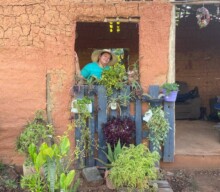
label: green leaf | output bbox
[64,170,75,189]
[60,173,66,190]
[60,137,70,156]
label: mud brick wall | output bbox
[0,0,172,165]
[176,18,220,114]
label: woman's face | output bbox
[98,53,111,66]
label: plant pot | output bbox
[163,90,178,102]
[110,102,117,110]
[71,99,92,113]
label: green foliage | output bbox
[60,170,80,192]
[21,173,45,192]
[73,97,93,167]
[109,144,160,191]
[107,91,134,108]
[161,82,179,95]
[16,110,54,162]
[95,140,123,168]
[99,63,127,96]
[146,107,170,151]
[21,133,80,192]
[74,96,92,105]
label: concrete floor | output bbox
[161,120,220,169]
[175,120,220,155]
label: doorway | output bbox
[175,4,220,155]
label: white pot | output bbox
[110,102,117,110]
[71,99,92,113]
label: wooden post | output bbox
[163,102,175,162]
[97,86,108,166]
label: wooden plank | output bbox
[163,102,175,162]
[86,87,96,167]
[73,85,85,167]
[120,86,130,117]
[148,85,160,99]
[97,86,108,166]
[135,98,142,145]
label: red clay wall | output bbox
[0,0,172,165]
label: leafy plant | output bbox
[99,63,127,96]
[109,144,160,191]
[144,106,170,151]
[16,110,54,163]
[72,96,93,113]
[73,96,93,167]
[102,117,135,147]
[161,82,179,95]
[21,131,80,192]
[117,91,134,107]
[95,140,123,168]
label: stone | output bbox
[82,167,104,187]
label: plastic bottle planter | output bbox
[110,102,117,110]
[162,90,178,102]
[71,99,92,113]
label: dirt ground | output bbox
[0,163,220,192]
[163,169,220,192]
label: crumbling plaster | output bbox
[0,0,172,164]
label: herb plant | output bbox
[109,144,160,191]
[16,110,54,163]
[99,63,127,96]
[161,82,179,95]
[73,96,93,167]
[102,117,135,147]
[145,106,170,151]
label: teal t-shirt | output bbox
[81,62,110,79]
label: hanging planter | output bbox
[163,90,178,102]
[71,97,92,113]
[196,7,210,28]
[161,83,179,102]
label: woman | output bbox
[81,49,118,80]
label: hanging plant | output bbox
[196,7,210,28]
[102,117,135,147]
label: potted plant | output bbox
[102,117,135,147]
[71,96,93,113]
[108,144,160,191]
[107,97,120,111]
[99,63,127,96]
[161,82,179,102]
[143,106,170,151]
[16,110,54,175]
[117,92,134,107]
